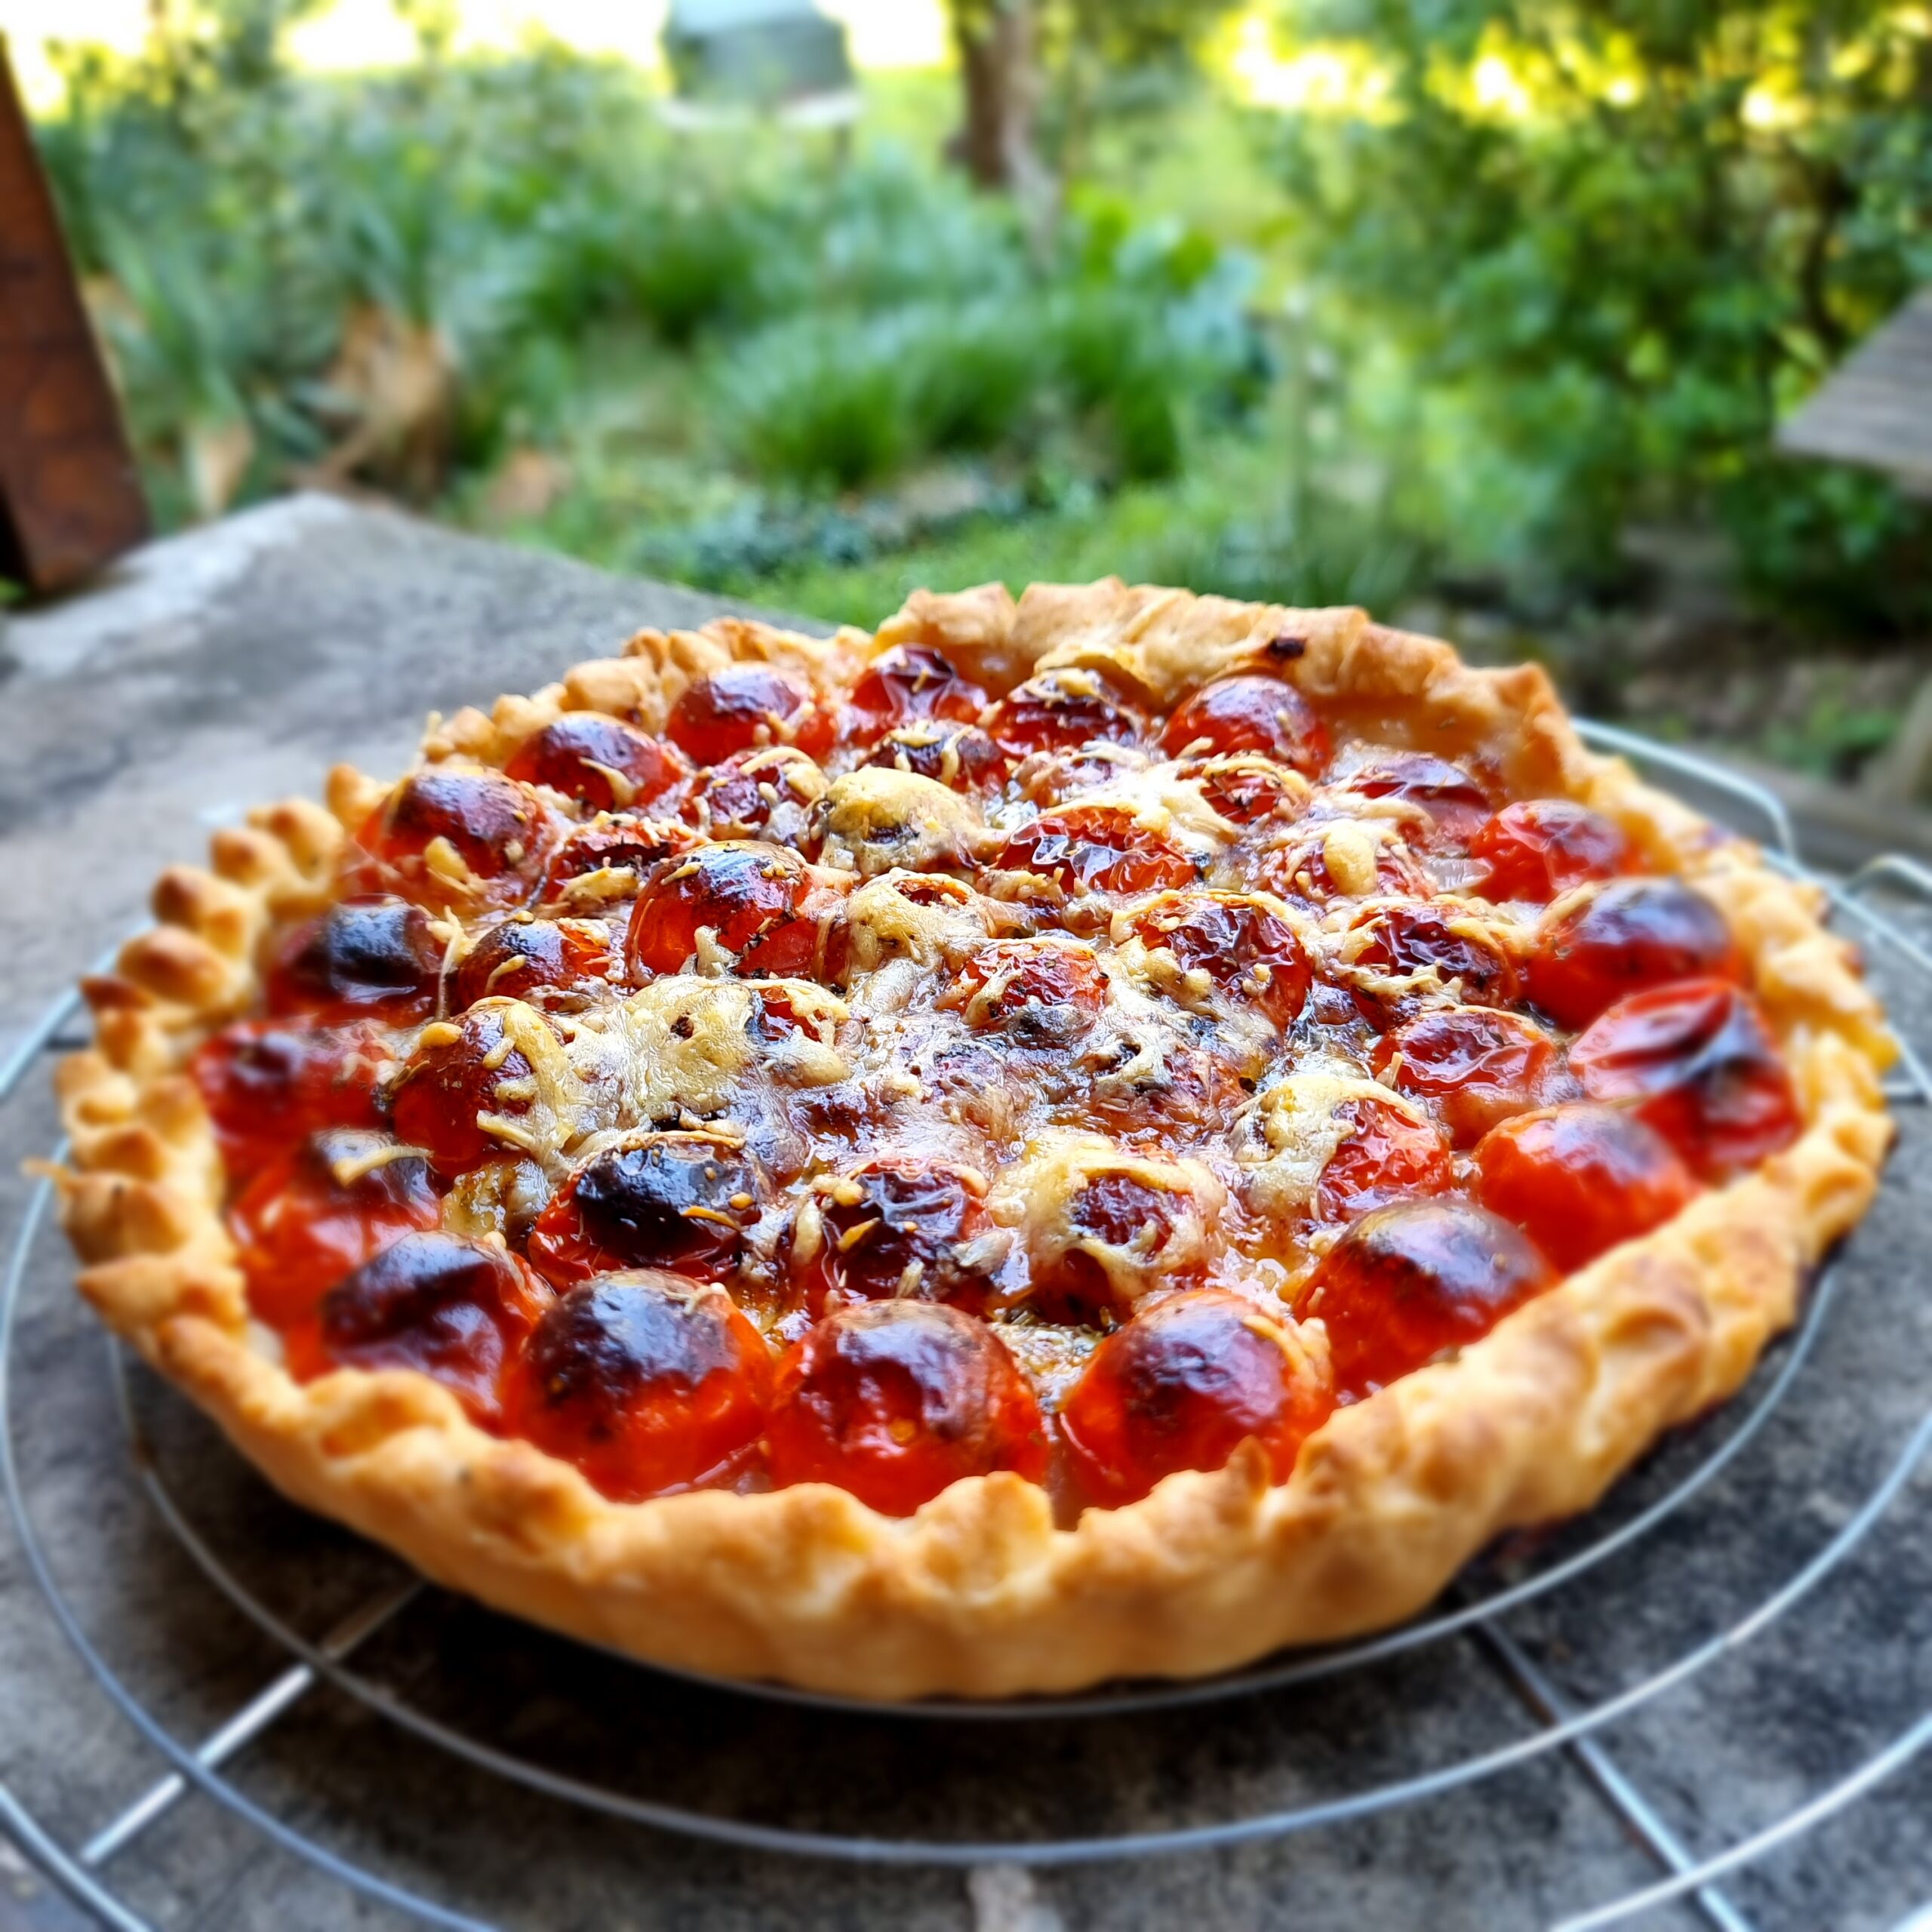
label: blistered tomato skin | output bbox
[984,668,1145,760]
[503,1272,772,1501]
[1296,1198,1555,1395]
[685,749,826,851]
[1349,903,1519,1010]
[361,768,553,903]
[625,842,822,978]
[1183,755,1305,828]
[862,722,1008,791]
[452,917,611,1010]
[946,940,1109,1042]
[808,1160,996,1315]
[314,1230,552,1425]
[1527,878,1741,1029]
[1060,1291,1335,1506]
[1378,1007,1563,1146]
[1475,1106,1697,1274]
[666,666,830,765]
[1315,1098,1454,1222]
[1569,980,1801,1180]
[266,895,444,1019]
[765,1302,1048,1517]
[842,646,989,741]
[1472,800,1637,903]
[230,1131,441,1331]
[528,1136,765,1284]
[1343,752,1494,848]
[504,714,688,814]
[542,816,698,895]
[997,805,1195,902]
[1124,891,1313,1028]
[1029,1170,1198,1324]
[192,1020,387,1175]
[389,1006,546,1177]
[1160,674,1332,776]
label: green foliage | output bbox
[1267,0,1932,629]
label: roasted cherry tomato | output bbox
[1471,799,1638,903]
[996,804,1195,902]
[1183,754,1305,828]
[265,894,443,1020]
[666,665,830,764]
[1527,878,1740,1029]
[765,1301,1048,1515]
[625,841,823,979]
[841,645,989,743]
[1031,1169,1204,1324]
[527,1134,766,1285]
[984,667,1145,759]
[1568,980,1800,1180]
[684,747,826,851]
[804,1159,997,1315]
[389,1003,552,1177]
[1124,891,1313,1028]
[452,916,611,1010]
[230,1130,441,1331]
[312,1230,552,1426]
[1342,752,1493,848]
[542,814,698,898]
[504,1272,772,1500]
[504,713,688,813]
[1264,825,1428,906]
[1475,1105,1697,1273]
[1295,1198,1555,1395]
[1160,673,1331,777]
[1010,743,1147,810]
[1377,1006,1562,1146]
[1315,1096,1454,1222]
[358,768,554,908]
[945,939,1109,1042]
[1348,902,1518,1009]
[861,721,1008,791]
[1060,1290,1335,1505]
[192,1019,389,1175]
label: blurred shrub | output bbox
[720,315,913,490]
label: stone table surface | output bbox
[1,496,1928,1932]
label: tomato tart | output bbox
[48,580,1894,1698]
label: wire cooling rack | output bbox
[2,723,1929,1931]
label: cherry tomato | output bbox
[527,1135,766,1285]
[192,1019,388,1176]
[1010,743,1146,810]
[1343,752,1493,848]
[266,895,443,1020]
[312,1231,552,1426]
[841,645,989,743]
[1475,1105,1697,1273]
[666,666,829,764]
[1295,1198,1555,1395]
[1377,1007,1562,1146]
[1060,1291,1335,1505]
[1160,674,1331,776]
[625,841,823,979]
[452,917,611,1010]
[1183,755,1305,828]
[358,768,554,908]
[944,940,1109,1042]
[1263,826,1428,906]
[389,1004,552,1177]
[542,815,698,898]
[984,667,1145,759]
[1315,1097,1454,1222]
[804,1159,996,1315]
[504,1272,772,1500]
[230,1130,441,1331]
[1033,1169,1204,1324]
[996,804,1195,901]
[861,721,1008,791]
[1527,878,1740,1029]
[765,1302,1048,1515]
[1348,903,1519,1009]
[1124,891,1312,1027]
[1471,799,1638,903]
[504,714,688,813]
[1568,980,1800,1180]
[683,748,826,851]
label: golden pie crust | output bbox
[47,580,1894,1700]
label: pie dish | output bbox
[48,579,1894,1700]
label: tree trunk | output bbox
[950,0,1048,201]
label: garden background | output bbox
[14,0,1932,782]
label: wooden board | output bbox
[1778,288,1932,497]
[0,36,149,597]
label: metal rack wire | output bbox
[2,724,1928,1930]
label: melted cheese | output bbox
[840,872,991,974]
[618,977,761,1121]
[817,768,986,878]
[1238,1072,1423,1220]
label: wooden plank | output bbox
[0,35,149,596]
[1778,290,1932,490]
